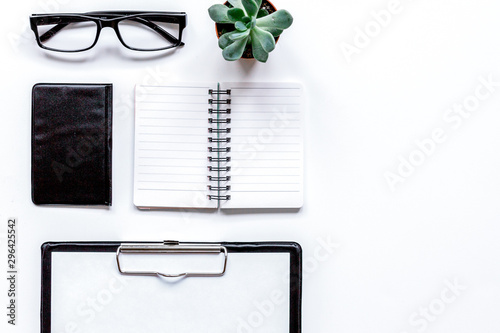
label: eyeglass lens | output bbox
[37,18,98,51]
[118,17,181,50]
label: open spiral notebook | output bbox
[133,82,303,209]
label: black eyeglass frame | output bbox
[29,11,187,52]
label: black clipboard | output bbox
[41,241,302,333]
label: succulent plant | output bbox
[208,0,293,62]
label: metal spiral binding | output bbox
[207,88,231,202]
[208,147,231,153]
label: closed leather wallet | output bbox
[32,83,112,205]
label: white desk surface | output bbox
[1,0,500,332]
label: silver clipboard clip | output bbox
[116,240,228,278]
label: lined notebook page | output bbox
[134,84,217,209]
[221,82,304,209]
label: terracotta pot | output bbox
[215,0,279,59]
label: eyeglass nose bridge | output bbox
[92,21,125,50]
[98,20,116,29]
[94,20,122,44]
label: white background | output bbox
[1,0,500,332]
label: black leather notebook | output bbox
[31,83,112,205]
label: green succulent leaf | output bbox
[228,8,245,22]
[256,9,293,30]
[235,21,248,31]
[257,8,269,18]
[219,31,238,49]
[250,29,269,63]
[230,29,251,40]
[228,0,243,9]
[258,26,283,37]
[242,0,259,18]
[255,0,263,9]
[252,26,275,52]
[208,4,232,23]
[250,16,257,28]
[242,16,251,24]
[222,37,249,61]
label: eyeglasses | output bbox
[29,11,187,52]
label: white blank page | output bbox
[221,82,304,209]
[134,84,217,209]
[51,252,290,333]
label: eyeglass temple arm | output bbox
[39,23,68,43]
[39,17,183,46]
[128,17,183,46]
